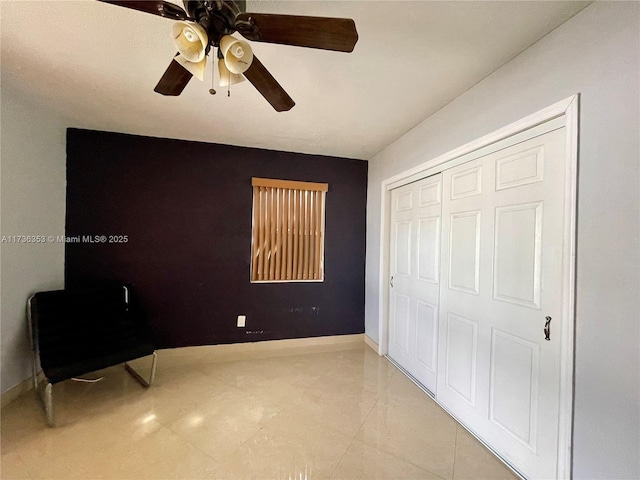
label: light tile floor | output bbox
[1,343,517,480]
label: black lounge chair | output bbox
[27,285,157,426]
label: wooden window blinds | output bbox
[251,178,328,282]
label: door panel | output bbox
[444,312,478,405]
[396,190,413,211]
[419,182,441,206]
[451,166,482,199]
[495,146,544,191]
[392,292,410,352]
[437,127,566,479]
[449,211,481,294]
[493,203,542,308]
[388,174,442,393]
[417,217,440,283]
[395,220,412,277]
[415,300,437,372]
[489,329,539,450]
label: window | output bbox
[251,177,328,282]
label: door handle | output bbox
[389,276,394,288]
[544,316,552,341]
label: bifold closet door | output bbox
[388,174,442,393]
[436,127,566,479]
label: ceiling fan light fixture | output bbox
[100,0,358,111]
[218,58,245,87]
[175,54,207,81]
[219,35,253,74]
[171,21,208,63]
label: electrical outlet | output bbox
[237,315,246,328]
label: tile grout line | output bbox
[324,351,393,478]
[227,361,358,479]
[327,386,383,479]
[153,360,279,469]
[161,378,296,472]
[359,362,453,479]
[209,360,345,474]
[163,421,224,468]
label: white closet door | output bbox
[389,174,442,392]
[437,127,566,479]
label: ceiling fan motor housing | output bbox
[183,0,246,47]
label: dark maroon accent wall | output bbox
[64,128,367,349]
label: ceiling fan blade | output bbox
[243,56,295,112]
[96,1,188,20]
[235,13,358,52]
[154,59,192,96]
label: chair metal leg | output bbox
[29,376,55,427]
[124,351,157,388]
[150,351,157,384]
[27,295,54,426]
[26,295,39,393]
[43,382,54,426]
[33,380,55,427]
[31,351,39,392]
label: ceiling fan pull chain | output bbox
[209,51,216,95]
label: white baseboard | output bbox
[156,334,365,366]
[1,372,43,408]
[1,334,366,405]
[364,334,379,354]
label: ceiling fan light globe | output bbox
[171,21,208,63]
[219,35,253,74]
[218,58,245,87]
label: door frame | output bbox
[377,95,579,479]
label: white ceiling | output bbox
[1,1,589,159]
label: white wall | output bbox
[365,2,639,479]
[1,88,67,394]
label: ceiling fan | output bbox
[98,0,359,111]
